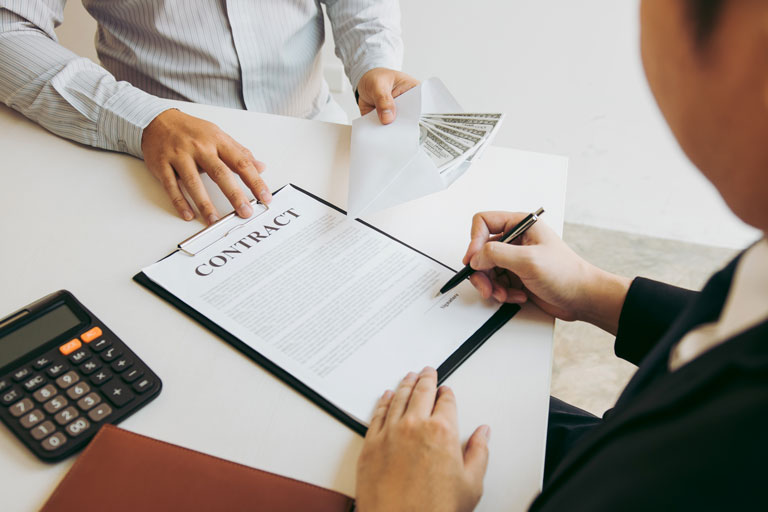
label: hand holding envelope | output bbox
[347,77,504,218]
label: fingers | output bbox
[404,367,438,419]
[470,241,535,276]
[173,156,220,225]
[368,389,394,434]
[386,371,419,424]
[391,78,420,99]
[469,273,494,300]
[464,425,491,486]
[218,143,272,206]
[150,161,194,221]
[358,69,420,124]
[197,152,254,219]
[470,268,529,303]
[234,142,266,173]
[463,211,531,265]
[432,385,459,428]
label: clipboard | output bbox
[134,184,519,436]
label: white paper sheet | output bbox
[142,185,503,424]
[348,78,471,218]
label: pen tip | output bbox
[433,290,442,298]
[535,207,545,216]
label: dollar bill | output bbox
[423,113,503,119]
[424,119,488,139]
[418,112,504,172]
[420,125,462,169]
[420,119,484,145]
[422,124,473,154]
[422,115,502,135]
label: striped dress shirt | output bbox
[0,0,403,158]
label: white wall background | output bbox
[54,1,759,249]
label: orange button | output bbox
[81,326,102,343]
[59,338,82,355]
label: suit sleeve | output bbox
[0,2,171,158]
[614,277,698,366]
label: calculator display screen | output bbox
[0,304,83,368]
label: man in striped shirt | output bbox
[0,1,417,224]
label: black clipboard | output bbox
[133,184,519,436]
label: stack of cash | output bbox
[418,113,504,175]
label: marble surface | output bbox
[551,223,745,416]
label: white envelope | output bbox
[347,77,473,218]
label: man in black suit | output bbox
[354,0,768,510]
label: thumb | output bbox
[464,425,491,485]
[370,79,396,124]
[470,241,535,274]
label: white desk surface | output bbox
[0,101,567,511]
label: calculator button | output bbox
[41,432,67,451]
[54,406,79,425]
[133,377,154,394]
[90,370,112,386]
[0,378,10,393]
[69,349,91,365]
[46,362,69,378]
[102,381,135,407]
[44,396,68,414]
[9,398,34,417]
[20,409,45,429]
[122,368,143,383]
[33,356,52,370]
[88,403,113,422]
[33,384,57,402]
[67,382,90,400]
[12,367,31,382]
[77,392,101,411]
[22,374,46,392]
[90,338,111,352]
[80,359,102,375]
[111,357,133,373]
[81,326,102,343]
[55,371,79,389]
[59,339,82,356]
[101,346,122,362]
[30,420,55,440]
[1,387,22,405]
[65,417,90,437]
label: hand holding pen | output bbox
[453,209,633,336]
[437,208,544,296]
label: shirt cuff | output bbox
[96,86,174,159]
[348,53,402,92]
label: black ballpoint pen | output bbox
[437,207,545,296]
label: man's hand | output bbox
[357,68,420,124]
[464,211,632,334]
[355,367,490,512]
[141,109,272,224]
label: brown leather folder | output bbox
[41,424,355,512]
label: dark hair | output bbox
[688,0,726,43]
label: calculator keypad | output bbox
[80,360,101,375]
[12,368,31,382]
[9,398,33,417]
[44,396,68,414]
[0,322,161,462]
[22,374,46,393]
[33,356,52,370]
[46,362,69,378]
[34,384,57,402]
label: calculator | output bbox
[0,290,161,462]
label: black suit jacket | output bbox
[530,255,768,511]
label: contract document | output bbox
[135,185,517,432]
